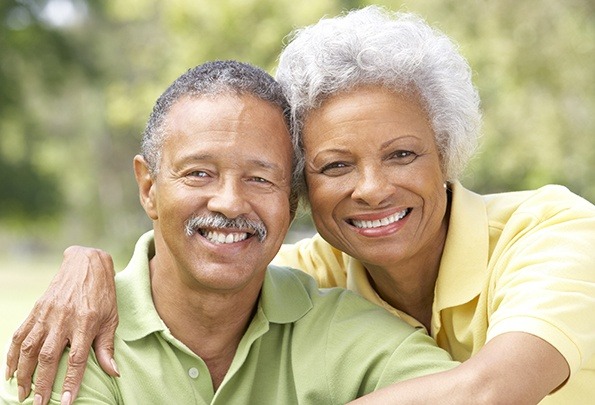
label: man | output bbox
[2,60,456,404]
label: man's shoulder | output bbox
[265,263,371,310]
[265,264,416,335]
[263,266,456,401]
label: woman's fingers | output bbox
[29,331,69,405]
[14,321,50,401]
[4,245,119,403]
[93,316,120,378]
[6,313,38,380]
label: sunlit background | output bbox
[1,0,593,345]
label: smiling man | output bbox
[2,60,457,405]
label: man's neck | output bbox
[149,258,262,389]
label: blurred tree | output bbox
[0,0,593,258]
[0,159,62,222]
[0,0,82,222]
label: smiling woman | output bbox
[303,86,448,283]
[272,7,595,404]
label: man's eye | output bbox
[250,177,271,184]
[187,171,209,178]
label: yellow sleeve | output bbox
[486,186,595,374]
[272,234,349,288]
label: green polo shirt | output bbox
[2,231,456,404]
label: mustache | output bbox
[184,213,267,242]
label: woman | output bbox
[7,7,595,404]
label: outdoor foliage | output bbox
[1,0,593,256]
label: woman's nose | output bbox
[350,166,396,207]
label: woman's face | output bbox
[302,85,449,269]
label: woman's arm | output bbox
[5,246,119,405]
[349,332,569,404]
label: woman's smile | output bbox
[348,207,412,229]
[303,85,448,267]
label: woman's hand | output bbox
[5,246,120,405]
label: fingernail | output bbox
[17,386,25,402]
[111,358,120,377]
[33,393,43,405]
[61,391,72,405]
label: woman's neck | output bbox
[366,259,439,331]
[364,208,449,332]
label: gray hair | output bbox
[276,6,481,195]
[141,60,299,215]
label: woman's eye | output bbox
[320,161,349,175]
[391,150,417,164]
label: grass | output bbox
[0,255,60,359]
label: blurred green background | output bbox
[1,0,593,346]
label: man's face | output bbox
[138,94,293,294]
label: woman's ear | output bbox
[134,155,158,220]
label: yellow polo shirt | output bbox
[274,182,595,404]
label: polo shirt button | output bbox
[188,367,199,379]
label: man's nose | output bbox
[206,179,252,218]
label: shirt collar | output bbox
[433,181,488,311]
[116,231,313,342]
[259,265,313,323]
[116,231,165,341]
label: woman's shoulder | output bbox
[478,184,595,222]
[273,234,348,288]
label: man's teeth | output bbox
[352,209,410,229]
[203,231,249,244]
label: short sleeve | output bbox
[486,187,595,374]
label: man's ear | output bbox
[134,155,158,220]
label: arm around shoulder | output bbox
[4,246,119,405]
[349,332,569,405]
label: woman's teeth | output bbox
[351,208,410,229]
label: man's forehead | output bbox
[166,93,288,131]
[161,94,292,168]
[170,92,273,113]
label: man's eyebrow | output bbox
[247,159,284,173]
[177,153,213,164]
[178,154,284,172]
